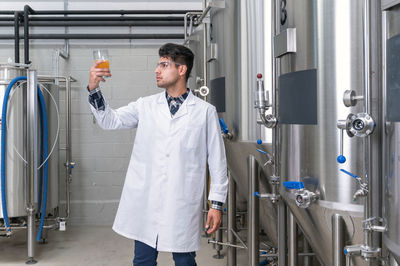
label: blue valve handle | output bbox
[256,149,268,156]
[254,192,260,198]
[283,181,304,190]
[340,169,358,179]
[257,139,262,145]
[218,118,229,134]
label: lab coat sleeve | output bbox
[90,97,142,130]
[207,106,228,203]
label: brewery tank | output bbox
[278,0,381,265]
[0,64,59,220]
[187,0,279,245]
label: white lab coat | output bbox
[90,90,228,252]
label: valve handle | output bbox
[257,139,262,145]
[218,118,229,134]
[337,127,346,164]
[254,192,260,198]
[283,181,305,190]
[340,169,358,179]
[256,148,268,156]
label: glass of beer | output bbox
[93,49,110,70]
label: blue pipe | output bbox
[1,76,49,241]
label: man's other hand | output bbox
[205,208,222,234]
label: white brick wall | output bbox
[60,45,161,225]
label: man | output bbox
[87,43,228,266]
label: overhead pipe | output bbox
[0,34,184,40]
[14,11,20,63]
[0,21,184,27]
[0,16,185,22]
[0,10,201,15]
[24,5,34,64]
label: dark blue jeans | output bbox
[133,240,197,266]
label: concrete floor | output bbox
[0,225,247,266]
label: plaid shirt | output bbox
[165,89,189,115]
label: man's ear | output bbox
[179,65,187,78]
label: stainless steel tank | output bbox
[188,0,279,246]
[383,3,400,264]
[278,0,381,265]
[0,64,59,219]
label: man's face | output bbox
[154,57,182,88]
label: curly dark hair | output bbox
[159,43,194,81]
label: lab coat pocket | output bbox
[184,172,204,203]
[127,162,146,189]
[185,124,203,149]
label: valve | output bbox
[337,113,375,164]
[283,181,318,208]
[218,118,233,140]
[254,73,269,110]
[340,169,368,201]
[256,148,273,167]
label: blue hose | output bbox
[1,76,49,241]
[36,88,48,241]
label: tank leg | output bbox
[248,155,259,266]
[227,171,237,266]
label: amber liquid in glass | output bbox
[95,60,110,69]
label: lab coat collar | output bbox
[156,89,196,105]
[156,89,196,119]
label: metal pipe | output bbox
[271,0,279,202]
[208,240,246,249]
[288,212,297,266]
[184,12,202,44]
[227,171,237,266]
[197,5,212,25]
[213,227,223,258]
[303,237,311,266]
[65,76,72,219]
[24,5,34,64]
[332,214,345,266]
[202,0,208,102]
[248,155,259,266]
[0,16,185,22]
[0,10,201,15]
[14,12,20,63]
[26,69,38,264]
[231,228,248,249]
[0,33,184,39]
[278,200,287,266]
[346,254,351,266]
[38,75,76,221]
[362,0,373,250]
[0,21,184,26]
